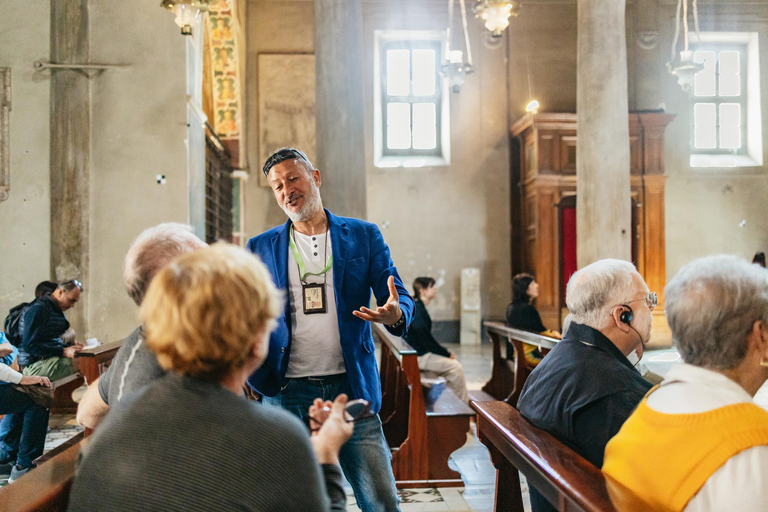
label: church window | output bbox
[374,32,450,168]
[690,33,762,168]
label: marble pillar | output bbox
[576,0,631,267]
[314,0,367,219]
[50,0,89,334]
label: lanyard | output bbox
[289,225,333,282]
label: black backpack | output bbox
[4,302,30,347]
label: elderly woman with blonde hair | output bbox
[68,244,353,512]
[603,255,768,512]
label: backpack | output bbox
[4,301,30,347]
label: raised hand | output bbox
[352,275,402,326]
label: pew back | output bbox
[471,400,616,512]
[481,321,558,405]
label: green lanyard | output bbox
[289,225,333,282]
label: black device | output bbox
[620,305,634,325]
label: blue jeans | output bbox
[262,374,400,512]
[0,384,49,468]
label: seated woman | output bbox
[0,337,51,483]
[68,244,353,511]
[405,277,468,402]
[505,273,561,367]
[603,255,768,512]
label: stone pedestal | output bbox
[576,0,631,266]
[314,0,367,219]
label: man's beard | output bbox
[281,182,323,223]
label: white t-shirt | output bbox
[285,230,346,378]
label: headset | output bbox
[618,304,644,365]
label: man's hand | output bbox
[353,275,402,326]
[63,344,84,359]
[309,394,354,465]
[0,342,13,358]
[449,352,456,360]
[20,375,52,388]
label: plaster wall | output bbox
[245,0,511,322]
[506,0,768,287]
[0,2,52,317]
[87,2,188,341]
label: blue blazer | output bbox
[246,209,414,413]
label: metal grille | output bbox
[205,125,234,244]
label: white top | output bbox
[285,230,345,378]
[646,364,768,512]
[0,363,23,385]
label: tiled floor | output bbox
[0,414,84,488]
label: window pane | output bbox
[386,50,410,96]
[412,103,437,149]
[694,103,716,149]
[718,51,741,97]
[719,103,741,149]
[387,102,411,149]
[412,49,436,96]
[694,51,716,97]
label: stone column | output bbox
[50,0,89,334]
[576,0,631,267]
[314,0,367,219]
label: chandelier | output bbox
[161,0,211,36]
[666,0,703,92]
[473,0,521,38]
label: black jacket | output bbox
[505,301,547,333]
[18,296,70,366]
[404,300,451,358]
[517,322,652,469]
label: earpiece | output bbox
[619,305,634,325]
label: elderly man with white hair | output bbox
[604,255,768,512]
[76,223,206,429]
[517,259,655,512]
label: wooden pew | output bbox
[76,339,123,386]
[48,339,124,415]
[481,322,558,406]
[0,433,84,512]
[374,323,475,488]
[471,400,617,512]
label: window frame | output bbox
[373,30,450,169]
[688,32,763,168]
[380,39,443,158]
[690,44,748,156]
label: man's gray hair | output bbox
[123,223,206,306]
[665,255,768,370]
[566,259,642,330]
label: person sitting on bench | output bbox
[404,277,467,402]
[505,273,562,367]
[604,256,768,512]
[0,337,51,482]
[68,244,353,511]
[77,223,206,429]
[517,259,654,512]
[18,280,84,381]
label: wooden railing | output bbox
[481,322,558,406]
[471,400,617,512]
[375,324,474,488]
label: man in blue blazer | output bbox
[247,148,414,512]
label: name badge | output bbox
[302,283,327,314]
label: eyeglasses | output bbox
[628,291,657,311]
[308,398,375,432]
[262,148,312,177]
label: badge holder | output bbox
[302,282,327,314]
